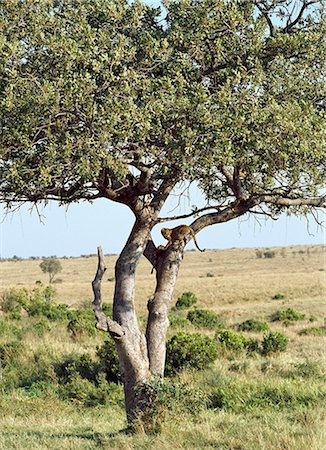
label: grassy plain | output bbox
[0,244,325,449]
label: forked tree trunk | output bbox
[92,224,184,423]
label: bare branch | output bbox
[283,1,317,33]
[157,205,222,223]
[254,1,275,37]
[260,194,326,207]
[92,246,124,338]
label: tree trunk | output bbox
[145,246,183,376]
[111,219,153,421]
[92,222,185,424]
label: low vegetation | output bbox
[0,245,325,448]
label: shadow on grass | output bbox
[0,428,130,447]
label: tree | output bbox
[40,258,62,284]
[0,0,325,426]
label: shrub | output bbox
[96,339,121,383]
[175,292,197,310]
[28,301,70,321]
[168,314,190,328]
[272,293,286,300]
[0,288,28,314]
[238,319,269,332]
[292,360,324,379]
[165,332,218,375]
[263,250,276,258]
[209,378,325,412]
[133,380,207,434]
[187,309,224,329]
[261,331,288,355]
[19,350,57,388]
[67,308,96,337]
[299,326,326,336]
[55,353,100,384]
[215,329,249,352]
[271,307,306,322]
[30,319,51,337]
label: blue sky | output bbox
[0,184,324,258]
[0,1,324,258]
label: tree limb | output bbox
[254,1,275,37]
[92,246,124,338]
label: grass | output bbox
[0,244,325,449]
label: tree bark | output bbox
[145,245,183,376]
[111,219,152,421]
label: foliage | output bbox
[208,378,325,412]
[261,331,288,355]
[133,380,207,434]
[165,332,218,375]
[272,293,286,300]
[216,329,249,352]
[187,309,224,329]
[174,292,197,310]
[238,319,269,332]
[271,308,306,323]
[96,339,121,383]
[168,314,190,328]
[299,326,326,336]
[67,308,97,337]
[40,259,63,284]
[54,353,100,384]
[0,0,324,214]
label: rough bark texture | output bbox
[145,244,183,375]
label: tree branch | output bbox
[254,1,275,37]
[282,1,317,33]
[92,246,124,338]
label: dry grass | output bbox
[0,244,325,449]
[1,244,324,315]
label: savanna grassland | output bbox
[0,244,325,450]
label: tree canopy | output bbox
[1,0,325,219]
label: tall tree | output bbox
[0,0,325,424]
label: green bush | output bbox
[58,372,109,406]
[168,314,190,328]
[96,339,121,383]
[261,331,288,355]
[175,292,197,310]
[271,307,305,322]
[216,329,249,353]
[30,319,51,337]
[1,286,70,322]
[28,301,70,321]
[67,308,96,337]
[299,326,326,336]
[19,350,57,388]
[55,353,100,384]
[187,309,224,329]
[238,319,269,332]
[134,380,207,434]
[165,332,218,375]
[0,288,28,314]
[209,378,325,412]
[272,293,286,300]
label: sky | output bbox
[0,0,325,259]
[0,183,324,259]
